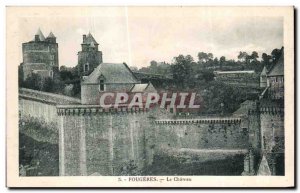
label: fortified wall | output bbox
[19,88,257,176]
[57,104,255,176]
[19,88,81,126]
[57,105,157,176]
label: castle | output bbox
[21,29,59,80]
[18,31,285,176]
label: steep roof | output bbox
[232,100,256,117]
[83,32,98,45]
[257,155,271,175]
[82,63,139,84]
[47,32,56,38]
[130,83,149,92]
[268,51,284,77]
[260,66,267,76]
[131,83,157,92]
[34,28,45,41]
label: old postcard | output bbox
[6,6,294,187]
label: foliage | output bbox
[171,55,194,89]
[20,65,81,98]
[200,81,256,114]
[19,117,59,176]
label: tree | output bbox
[42,77,54,92]
[150,60,158,68]
[220,56,226,69]
[197,52,208,64]
[23,73,43,90]
[251,51,259,61]
[207,53,214,61]
[271,48,282,62]
[212,57,219,68]
[262,53,272,69]
[238,51,248,62]
[171,55,193,89]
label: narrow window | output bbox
[84,64,89,72]
[99,79,104,91]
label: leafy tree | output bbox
[23,73,43,91]
[171,55,193,89]
[251,51,259,61]
[202,69,215,82]
[207,53,214,61]
[42,77,54,92]
[262,53,272,69]
[150,60,158,68]
[220,56,226,69]
[213,57,219,68]
[238,51,248,62]
[197,52,208,64]
[271,48,282,62]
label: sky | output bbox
[17,7,283,69]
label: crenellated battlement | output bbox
[155,117,242,125]
[57,105,150,116]
[248,107,284,115]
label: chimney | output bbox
[83,34,86,42]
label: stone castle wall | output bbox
[58,106,154,176]
[19,88,81,126]
[19,88,257,176]
[154,118,249,150]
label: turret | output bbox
[260,66,267,88]
[46,32,56,43]
[34,28,45,42]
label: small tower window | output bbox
[84,63,89,72]
[99,79,105,91]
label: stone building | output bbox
[81,62,147,104]
[21,29,59,80]
[266,53,284,100]
[77,33,103,76]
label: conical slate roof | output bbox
[47,31,56,38]
[34,28,45,41]
[83,32,98,45]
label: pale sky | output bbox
[17,7,283,68]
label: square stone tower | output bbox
[77,33,103,76]
[22,29,59,80]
